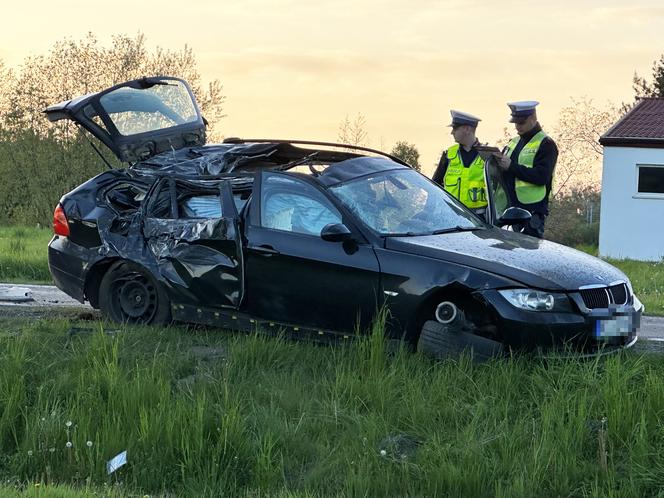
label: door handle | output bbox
[249,244,280,256]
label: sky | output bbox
[1,0,663,174]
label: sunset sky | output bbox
[1,0,662,174]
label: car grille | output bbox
[579,283,629,309]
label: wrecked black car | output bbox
[45,76,641,359]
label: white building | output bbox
[599,98,664,261]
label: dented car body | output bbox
[46,76,641,357]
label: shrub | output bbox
[546,187,600,247]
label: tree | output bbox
[390,141,421,171]
[632,54,664,98]
[337,113,368,146]
[551,97,619,196]
[1,32,225,138]
[0,60,11,117]
[0,34,226,226]
[621,54,664,113]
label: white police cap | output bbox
[507,101,539,122]
[448,110,481,128]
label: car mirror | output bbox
[320,223,353,242]
[496,207,531,227]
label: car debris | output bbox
[0,286,34,303]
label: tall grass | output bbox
[1,316,664,496]
[0,226,52,283]
[609,258,664,316]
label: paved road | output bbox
[1,283,663,339]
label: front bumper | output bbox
[478,289,642,354]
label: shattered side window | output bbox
[99,81,198,136]
[105,183,146,214]
[261,175,341,236]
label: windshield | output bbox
[329,169,486,236]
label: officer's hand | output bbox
[494,153,511,170]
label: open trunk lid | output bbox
[44,76,206,163]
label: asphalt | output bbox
[1,283,663,340]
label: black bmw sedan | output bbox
[44,76,641,359]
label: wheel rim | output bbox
[109,271,158,323]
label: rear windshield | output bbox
[99,80,198,136]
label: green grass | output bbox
[609,259,664,317]
[0,226,52,284]
[1,316,664,497]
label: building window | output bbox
[637,165,664,194]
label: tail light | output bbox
[53,203,70,237]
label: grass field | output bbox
[0,315,664,497]
[0,226,52,284]
[0,226,662,316]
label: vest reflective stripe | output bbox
[505,131,547,204]
[442,144,487,209]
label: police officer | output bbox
[433,110,488,218]
[495,101,558,238]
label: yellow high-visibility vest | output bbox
[505,131,548,204]
[443,144,487,209]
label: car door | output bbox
[243,171,381,333]
[484,154,511,225]
[142,178,244,309]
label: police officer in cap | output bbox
[433,110,488,219]
[495,101,558,238]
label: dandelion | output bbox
[379,449,387,457]
[65,421,72,428]
[86,441,93,448]
[27,450,33,457]
[66,441,73,449]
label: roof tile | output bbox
[602,98,664,144]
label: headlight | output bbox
[498,288,571,312]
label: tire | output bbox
[417,320,503,362]
[99,261,171,325]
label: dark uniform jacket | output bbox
[432,140,481,184]
[502,124,558,215]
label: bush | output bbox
[545,187,600,247]
[0,130,110,226]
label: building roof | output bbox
[599,97,664,147]
[600,98,664,147]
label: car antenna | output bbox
[79,125,113,170]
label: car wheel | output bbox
[99,261,171,325]
[417,320,503,362]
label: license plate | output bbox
[595,313,634,338]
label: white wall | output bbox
[600,146,664,261]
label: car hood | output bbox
[385,228,629,291]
